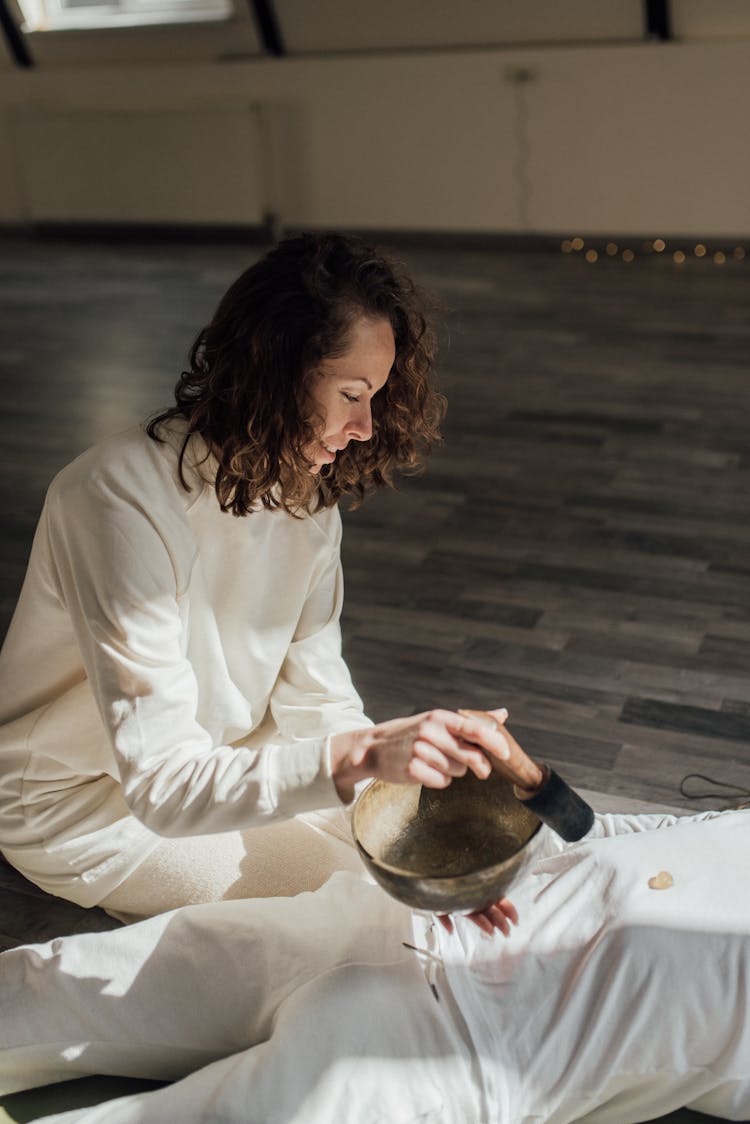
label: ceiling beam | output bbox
[0,0,33,66]
[644,0,672,41]
[251,0,284,56]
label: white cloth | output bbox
[437,808,750,1123]
[0,423,371,905]
[97,806,367,919]
[0,871,481,1124]
[1,810,749,1123]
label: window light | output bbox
[18,0,232,33]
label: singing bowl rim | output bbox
[351,776,545,912]
[353,825,544,880]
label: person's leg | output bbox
[0,871,416,1097]
[15,960,473,1124]
[99,811,363,922]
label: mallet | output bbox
[458,709,595,842]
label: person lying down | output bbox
[1,805,749,1124]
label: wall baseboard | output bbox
[0,221,274,244]
[0,223,568,252]
[1,223,747,256]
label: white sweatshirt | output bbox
[0,422,371,904]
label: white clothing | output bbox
[98,806,366,921]
[0,868,482,1124]
[1,810,749,1123]
[440,808,750,1123]
[0,423,370,906]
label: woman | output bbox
[0,232,510,921]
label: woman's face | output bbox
[304,316,395,473]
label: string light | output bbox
[559,237,746,266]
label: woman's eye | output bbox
[342,392,359,404]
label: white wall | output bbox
[11,105,266,224]
[276,0,643,53]
[1,38,749,237]
[673,0,750,42]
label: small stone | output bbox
[648,871,674,890]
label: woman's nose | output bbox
[347,405,372,442]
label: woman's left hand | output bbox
[437,896,519,937]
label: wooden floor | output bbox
[340,241,750,813]
[1,233,746,1121]
[3,233,749,812]
[0,233,749,829]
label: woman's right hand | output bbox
[330,708,510,802]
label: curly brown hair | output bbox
[147,232,445,516]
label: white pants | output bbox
[1,810,749,1124]
[98,809,364,922]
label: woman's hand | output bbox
[437,896,519,937]
[330,708,510,801]
[457,709,545,797]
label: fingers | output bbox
[465,904,511,937]
[410,708,521,787]
[438,897,520,939]
[406,758,453,788]
[427,711,493,778]
[467,909,496,936]
[413,714,492,784]
[456,712,544,792]
[413,733,469,779]
[483,904,512,936]
[496,896,519,926]
[360,708,517,789]
[455,713,512,765]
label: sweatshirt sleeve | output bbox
[269,508,373,743]
[587,808,726,838]
[43,472,347,838]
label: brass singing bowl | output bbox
[352,768,546,914]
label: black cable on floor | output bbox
[679,772,750,806]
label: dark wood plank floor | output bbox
[1,233,744,1122]
[1,232,749,838]
[345,243,750,809]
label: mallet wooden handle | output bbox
[458,708,595,842]
[458,708,545,794]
